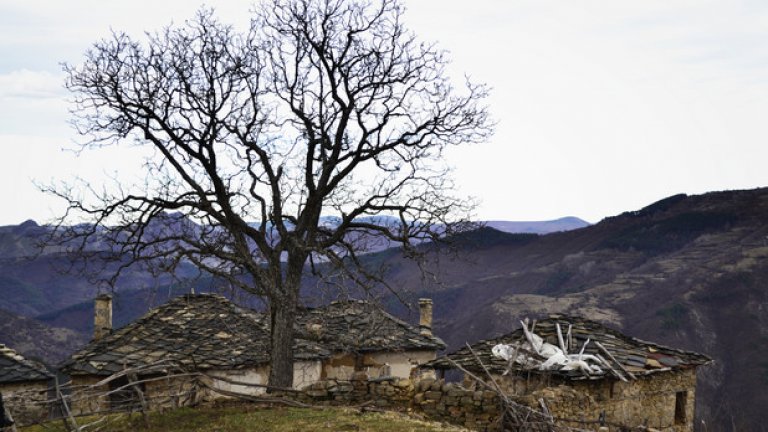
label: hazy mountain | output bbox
[35,280,254,336]
[0,219,48,259]
[0,308,87,366]
[485,216,590,234]
[0,250,201,318]
[0,214,589,317]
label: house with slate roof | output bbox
[425,315,711,432]
[0,344,52,426]
[296,298,444,380]
[61,294,444,412]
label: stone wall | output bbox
[489,368,697,432]
[141,374,210,409]
[69,367,698,432]
[284,369,698,432]
[280,374,502,431]
[69,376,109,415]
[69,362,320,414]
[1,380,51,426]
[286,372,414,407]
[412,378,502,431]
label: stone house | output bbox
[60,293,444,413]
[295,297,443,380]
[0,344,53,426]
[425,315,711,432]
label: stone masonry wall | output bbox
[281,373,502,431]
[412,378,502,431]
[69,376,110,416]
[1,381,50,426]
[67,368,697,432]
[284,372,414,407]
[504,369,697,432]
[284,369,697,432]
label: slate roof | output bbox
[61,294,443,377]
[0,344,52,384]
[296,300,446,352]
[60,294,329,376]
[425,315,711,380]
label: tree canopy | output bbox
[53,0,492,387]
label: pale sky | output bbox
[1,0,767,226]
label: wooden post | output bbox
[126,372,150,428]
[538,397,553,422]
[55,376,79,432]
[0,392,18,432]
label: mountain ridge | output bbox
[485,216,590,234]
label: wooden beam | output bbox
[556,323,567,354]
[595,341,637,380]
[596,353,628,382]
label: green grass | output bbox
[21,404,467,432]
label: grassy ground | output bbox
[21,404,468,432]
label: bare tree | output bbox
[52,0,492,388]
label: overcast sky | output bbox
[1,0,767,226]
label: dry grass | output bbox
[21,404,469,432]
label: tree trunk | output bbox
[267,285,299,390]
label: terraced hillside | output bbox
[380,188,768,431]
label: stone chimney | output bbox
[94,294,113,341]
[419,298,433,336]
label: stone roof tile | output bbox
[296,300,445,352]
[61,294,321,376]
[62,294,441,376]
[0,344,52,384]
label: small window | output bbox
[674,391,687,425]
[108,376,145,410]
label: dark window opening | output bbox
[108,376,145,410]
[674,391,687,425]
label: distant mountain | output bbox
[485,216,590,234]
[0,250,200,318]
[35,280,249,336]
[35,287,185,336]
[0,219,48,259]
[0,308,87,366]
